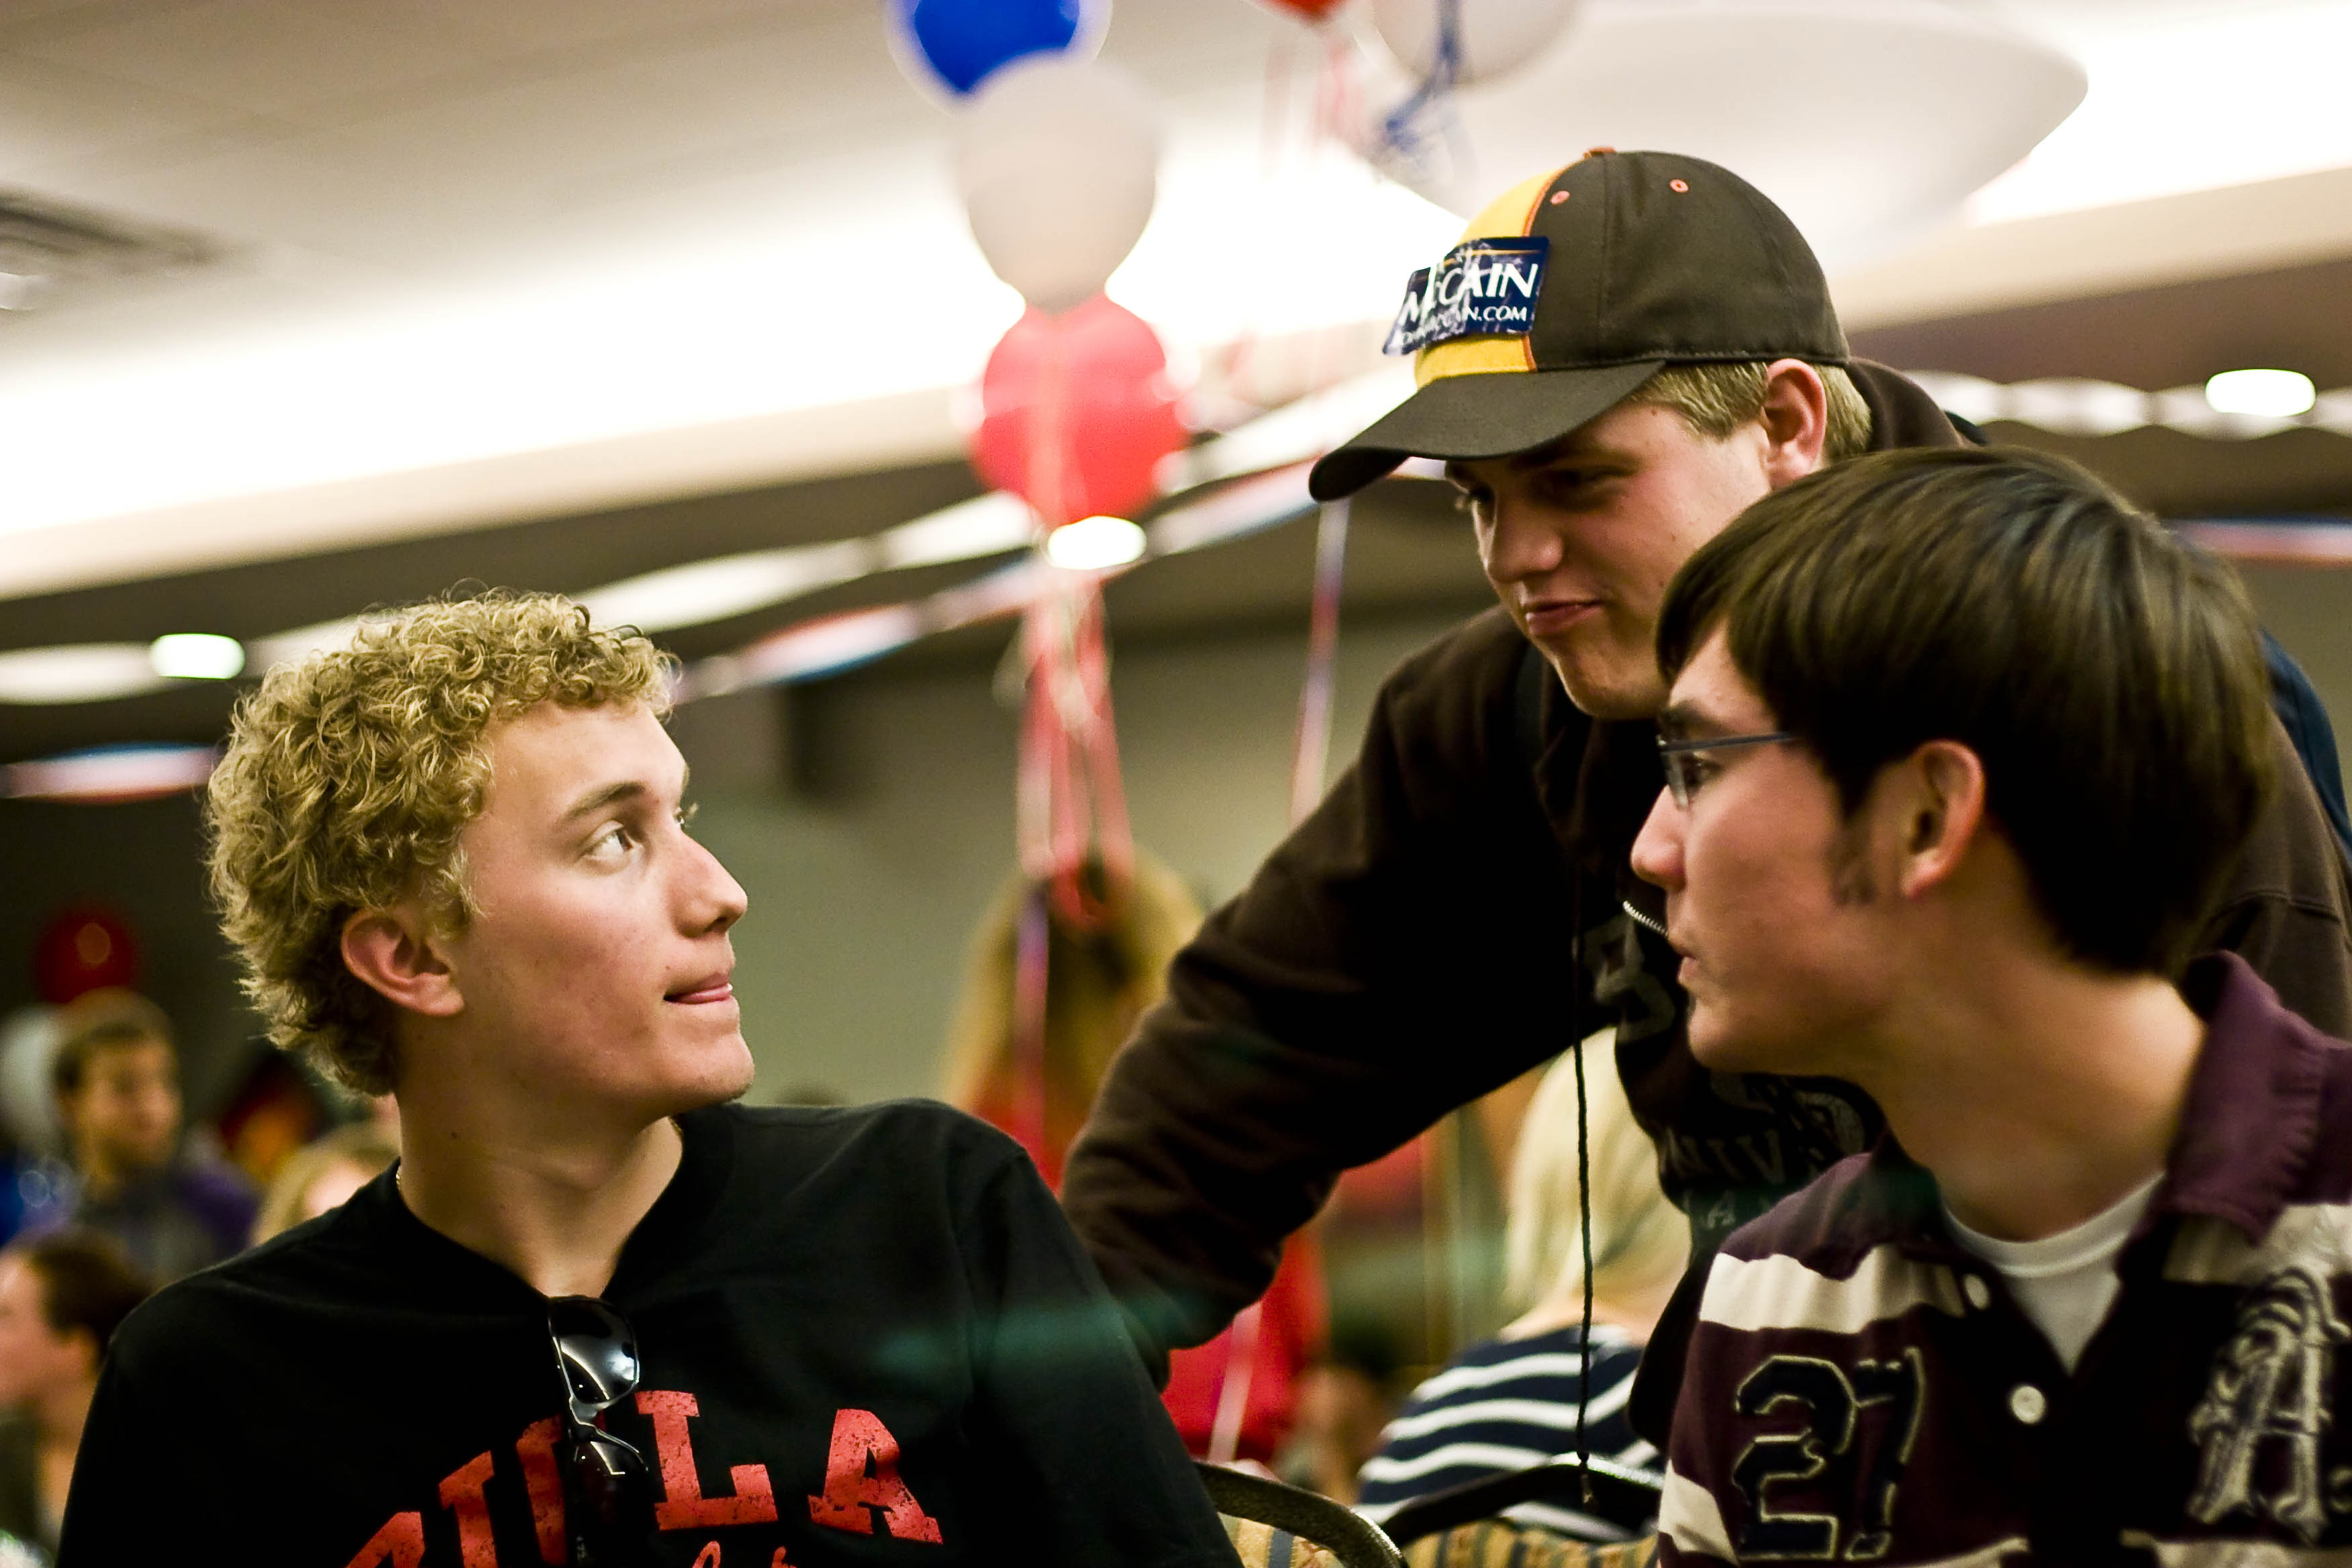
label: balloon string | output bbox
[1573,1025,1596,1504]
[1288,499,1351,824]
[1013,330,1132,938]
[1380,0,1461,166]
[1030,313,1073,530]
[1262,26,1294,179]
[1316,22,1357,150]
[1014,309,1115,918]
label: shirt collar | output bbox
[2154,950,2335,1241]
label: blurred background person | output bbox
[941,852,1326,1468]
[249,1120,400,1244]
[1275,1319,1408,1503]
[943,852,1204,1179]
[0,1230,150,1563]
[46,992,254,1283]
[1355,1034,1687,1543]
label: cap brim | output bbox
[1308,360,1667,501]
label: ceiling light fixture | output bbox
[147,632,245,680]
[1044,515,1147,571]
[2204,369,2317,419]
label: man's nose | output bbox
[681,834,749,934]
[1479,492,1564,582]
[1630,787,1685,890]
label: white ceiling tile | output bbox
[28,125,524,262]
[397,0,800,56]
[12,0,499,115]
[0,48,248,177]
[0,0,203,42]
[11,109,304,181]
[328,64,756,201]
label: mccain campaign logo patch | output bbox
[1383,236,1549,356]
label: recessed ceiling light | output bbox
[1044,515,1147,571]
[2204,369,2316,418]
[148,632,245,680]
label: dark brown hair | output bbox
[50,989,174,1101]
[16,1229,150,1353]
[1657,445,2277,976]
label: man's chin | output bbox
[656,1036,758,1114]
[1685,1007,1769,1074]
[1536,643,1668,723]
[1689,1009,1834,1081]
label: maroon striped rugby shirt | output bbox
[1653,953,2352,1567]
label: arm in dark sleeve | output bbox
[1062,611,1586,1369]
[961,1142,1240,1568]
[2197,716,2352,1037]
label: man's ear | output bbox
[340,906,463,1020]
[1758,358,1831,489]
[1890,740,1988,899]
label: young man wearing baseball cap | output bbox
[1059,150,2352,1438]
[59,595,1240,1568]
[1636,446,2352,1563]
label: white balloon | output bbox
[1369,0,1581,86]
[954,54,1161,315]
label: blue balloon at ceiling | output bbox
[895,0,1091,96]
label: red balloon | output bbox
[33,904,140,1005]
[1259,0,1349,17]
[971,295,1187,527]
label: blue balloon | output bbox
[893,0,1095,97]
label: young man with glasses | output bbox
[1631,447,2352,1563]
[1059,151,2352,1446]
[58,595,1240,1568]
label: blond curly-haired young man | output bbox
[60,593,1237,1568]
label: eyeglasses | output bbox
[548,1295,652,1568]
[1657,730,1795,809]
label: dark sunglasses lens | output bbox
[569,1432,642,1512]
[565,1433,650,1566]
[549,1297,639,1408]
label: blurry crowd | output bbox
[0,988,397,1563]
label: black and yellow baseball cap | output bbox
[1308,150,1849,501]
